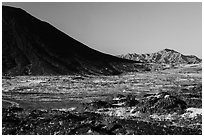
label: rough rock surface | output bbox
[2,64,202,135]
[118,49,201,64]
[2,105,201,135]
[137,92,187,114]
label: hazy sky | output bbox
[3,2,202,58]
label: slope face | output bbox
[2,6,142,76]
[118,49,201,64]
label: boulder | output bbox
[140,92,187,114]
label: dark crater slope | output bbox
[2,6,143,76]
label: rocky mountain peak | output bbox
[118,49,201,65]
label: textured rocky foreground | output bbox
[2,64,202,135]
[2,103,201,135]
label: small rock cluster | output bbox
[137,92,187,114]
[84,92,188,115]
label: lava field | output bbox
[2,63,202,135]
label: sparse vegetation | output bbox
[2,63,202,135]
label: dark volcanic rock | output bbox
[2,107,201,135]
[124,94,140,107]
[84,94,140,110]
[139,92,187,114]
[2,6,142,76]
[86,100,112,110]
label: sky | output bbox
[3,2,202,58]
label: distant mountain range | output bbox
[3,6,147,76]
[118,49,201,64]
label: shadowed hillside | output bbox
[2,6,143,76]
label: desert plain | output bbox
[2,63,202,135]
